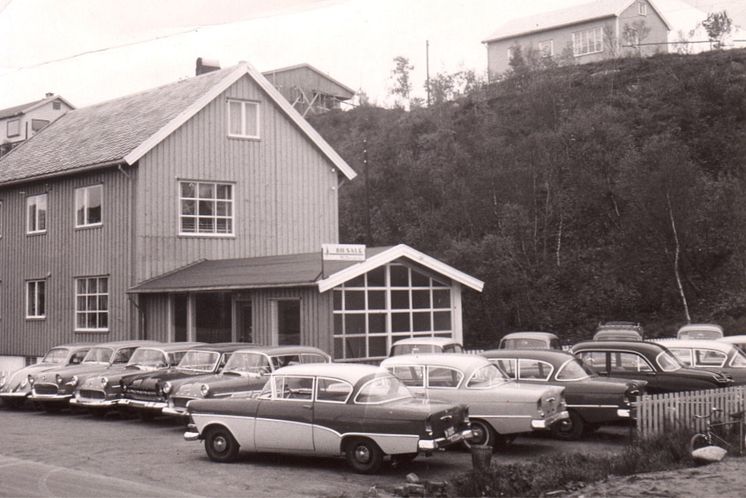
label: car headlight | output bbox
[162,382,172,395]
[101,376,109,386]
[200,384,210,396]
[56,374,63,385]
[70,375,79,386]
[28,375,35,386]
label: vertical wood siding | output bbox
[0,167,137,356]
[135,74,340,283]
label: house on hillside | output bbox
[0,62,482,372]
[483,0,671,78]
[262,63,355,116]
[0,94,74,157]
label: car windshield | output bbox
[391,344,441,355]
[501,338,547,349]
[730,349,746,368]
[657,352,682,372]
[556,359,592,380]
[177,351,220,372]
[82,347,114,364]
[41,348,69,363]
[355,375,412,404]
[467,364,509,388]
[127,348,168,368]
[223,352,272,375]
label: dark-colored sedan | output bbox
[571,341,733,394]
[184,363,472,473]
[481,349,645,439]
[651,339,746,384]
[120,343,250,419]
[163,345,331,419]
[0,344,91,409]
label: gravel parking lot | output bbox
[0,406,629,497]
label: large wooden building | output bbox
[0,62,482,372]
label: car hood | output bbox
[175,373,269,398]
[1,363,63,391]
[124,368,217,389]
[80,365,166,390]
[35,363,114,383]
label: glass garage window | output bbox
[332,262,453,361]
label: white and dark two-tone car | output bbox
[184,363,472,474]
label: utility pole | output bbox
[363,138,372,245]
[426,40,431,107]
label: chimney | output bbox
[196,57,221,76]
[45,92,54,98]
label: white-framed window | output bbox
[638,1,648,16]
[179,181,234,236]
[538,39,554,57]
[7,119,20,138]
[333,263,453,361]
[75,185,103,228]
[26,280,46,319]
[75,276,108,331]
[26,193,47,234]
[31,119,49,132]
[572,26,604,56]
[227,99,260,139]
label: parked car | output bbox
[571,341,733,393]
[676,323,724,340]
[719,335,746,354]
[163,345,331,419]
[119,343,250,420]
[28,340,158,412]
[0,344,91,409]
[389,337,464,356]
[498,332,561,350]
[481,349,645,439]
[593,322,643,341]
[381,354,568,449]
[70,342,203,414]
[184,363,472,473]
[649,339,746,384]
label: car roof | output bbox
[719,335,746,344]
[49,343,94,349]
[678,323,723,332]
[572,341,666,353]
[593,329,642,339]
[482,349,574,364]
[597,321,642,330]
[231,345,330,356]
[391,337,461,346]
[272,363,387,384]
[187,342,255,353]
[501,332,559,340]
[650,339,734,353]
[139,342,205,353]
[88,340,161,349]
[382,353,490,371]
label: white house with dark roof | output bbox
[483,0,671,78]
[0,62,482,371]
[0,93,74,157]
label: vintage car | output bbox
[70,342,203,414]
[676,323,724,340]
[119,343,250,419]
[380,354,568,448]
[184,363,472,473]
[571,341,733,393]
[0,343,91,409]
[593,322,644,341]
[498,332,561,350]
[163,345,331,419]
[389,337,464,356]
[28,340,158,412]
[649,339,746,384]
[481,349,645,439]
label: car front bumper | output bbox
[29,392,72,403]
[617,408,631,418]
[531,410,570,429]
[418,428,473,451]
[162,406,189,418]
[119,399,167,411]
[70,397,120,408]
[0,392,30,399]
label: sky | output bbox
[0,0,744,110]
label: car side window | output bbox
[272,375,314,400]
[70,350,87,365]
[300,353,328,364]
[272,355,300,369]
[170,351,187,366]
[518,359,553,381]
[113,347,136,364]
[388,365,424,387]
[491,358,516,379]
[577,351,608,375]
[694,349,727,368]
[316,377,352,403]
[426,366,463,388]
[610,352,653,373]
[669,348,693,367]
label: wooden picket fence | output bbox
[634,386,746,438]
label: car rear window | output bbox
[427,366,463,388]
[355,376,411,404]
[388,365,425,387]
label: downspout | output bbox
[128,294,147,339]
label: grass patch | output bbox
[453,428,698,497]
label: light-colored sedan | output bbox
[381,354,568,449]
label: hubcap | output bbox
[472,424,487,445]
[355,445,371,463]
[213,435,227,453]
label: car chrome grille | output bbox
[126,389,162,402]
[79,389,106,400]
[33,384,58,395]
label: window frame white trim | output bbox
[74,184,103,228]
[226,98,260,140]
[6,118,20,138]
[26,193,47,235]
[74,275,109,332]
[538,39,554,57]
[572,26,604,56]
[25,279,46,319]
[638,1,648,16]
[177,180,235,237]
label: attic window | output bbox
[7,119,20,138]
[53,101,61,110]
[638,2,647,16]
[227,99,260,139]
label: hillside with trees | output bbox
[309,49,746,346]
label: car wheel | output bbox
[204,426,240,463]
[390,453,417,468]
[551,410,585,441]
[345,438,384,474]
[464,419,495,449]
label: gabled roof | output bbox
[129,244,484,294]
[262,63,356,98]
[0,62,356,187]
[0,94,74,120]
[482,0,670,43]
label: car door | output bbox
[254,375,315,453]
[312,377,354,456]
[603,351,663,392]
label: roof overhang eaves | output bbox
[482,14,617,44]
[128,281,318,294]
[0,159,126,188]
[317,244,484,293]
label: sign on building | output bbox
[321,244,366,261]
